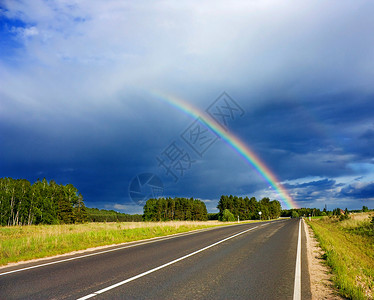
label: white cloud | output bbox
[10,26,39,38]
[113,204,127,211]
[1,0,373,126]
[105,203,143,214]
[3,0,374,91]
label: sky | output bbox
[1,0,374,214]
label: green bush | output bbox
[291,211,299,218]
[220,209,236,222]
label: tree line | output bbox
[0,177,88,225]
[281,208,323,218]
[143,197,208,221]
[87,208,142,222]
[7,176,366,226]
[217,195,282,221]
[281,207,354,218]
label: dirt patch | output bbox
[304,220,344,300]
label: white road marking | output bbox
[0,227,221,277]
[76,225,259,300]
[293,219,302,300]
[0,221,274,277]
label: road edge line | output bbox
[0,225,231,276]
[293,219,302,300]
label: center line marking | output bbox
[77,225,259,300]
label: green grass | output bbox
[0,221,245,267]
[307,213,374,299]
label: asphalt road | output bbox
[0,219,311,300]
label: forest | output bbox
[0,177,87,226]
[217,195,282,221]
[143,197,208,221]
[86,208,142,222]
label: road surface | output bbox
[0,219,311,299]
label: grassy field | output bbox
[307,212,374,299]
[0,220,244,267]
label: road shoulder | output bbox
[304,219,344,299]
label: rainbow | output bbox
[151,91,297,209]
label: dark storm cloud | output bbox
[1,0,374,211]
[284,179,338,190]
[279,178,340,204]
[339,182,374,200]
[231,91,374,183]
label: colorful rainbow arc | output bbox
[151,91,297,209]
